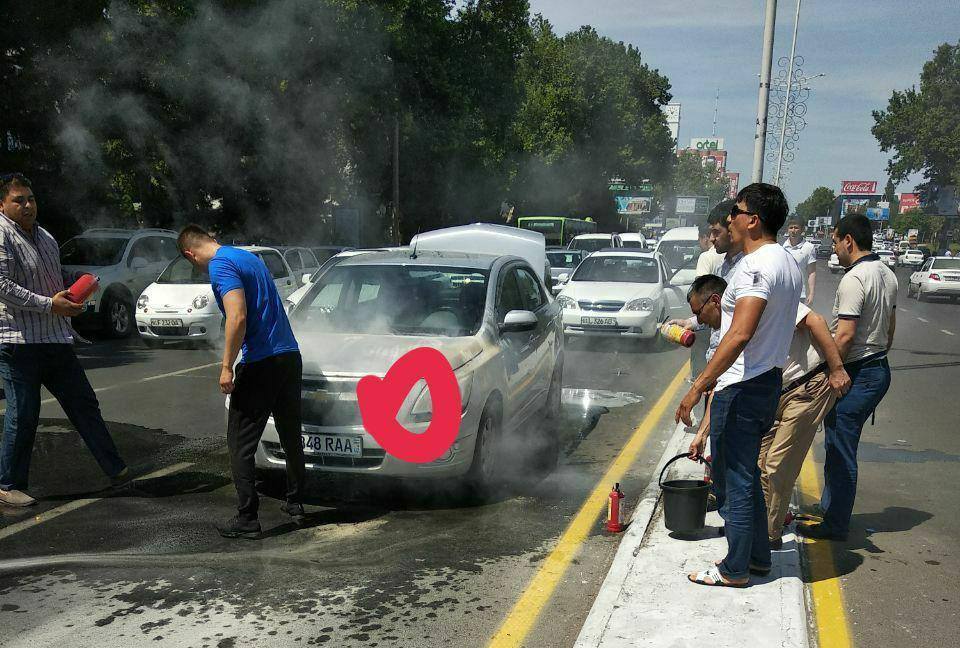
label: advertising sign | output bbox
[725,171,740,198]
[840,180,878,195]
[681,147,727,172]
[690,137,725,151]
[675,197,698,214]
[615,196,652,215]
[866,207,890,221]
[841,198,869,216]
[899,193,921,211]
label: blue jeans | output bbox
[708,392,726,515]
[821,357,891,534]
[0,344,126,490]
[711,368,782,580]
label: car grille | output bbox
[263,441,385,469]
[568,325,631,334]
[300,376,364,426]
[577,300,625,312]
[149,325,189,336]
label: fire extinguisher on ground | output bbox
[606,483,625,532]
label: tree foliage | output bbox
[667,150,729,206]
[795,186,836,221]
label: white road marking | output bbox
[0,462,194,541]
[900,307,910,312]
[917,317,929,323]
[0,361,219,416]
[942,329,955,336]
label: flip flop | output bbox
[688,565,748,588]
[714,559,769,577]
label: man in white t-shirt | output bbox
[782,219,818,305]
[677,183,802,588]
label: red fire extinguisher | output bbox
[606,483,625,533]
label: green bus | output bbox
[517,216,597,246]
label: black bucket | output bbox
[658,453,710,533]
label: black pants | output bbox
[227,352,305,521]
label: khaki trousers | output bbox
[759,371,836,541]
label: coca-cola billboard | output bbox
[899,193,920,211]
[840,180,878,195]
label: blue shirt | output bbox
[209,246,299,363]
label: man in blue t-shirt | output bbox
[178,225,306,539]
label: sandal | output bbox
[688,565,748,588]
[713,559,770,577]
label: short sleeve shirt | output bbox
[696,247,724,277]
[715,243,803,391]
[831,254,898,363]
[705,252,744,363]
[781,303,826,383]
[783,239,817,299]
[209,246,299,364]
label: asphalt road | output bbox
[0,331,689,647]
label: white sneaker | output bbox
[0,488,37,507]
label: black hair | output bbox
[736,183,789,237]
[177,224,215,254]
[686,273,727,304]
[708,199,737,226]
[697,221,711,238]
[0,173,32,201]
[835,214,873,251]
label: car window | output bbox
[932,258,960,270]
[158,257,210,284]
[284,250,303,271]
[156,237,180,261]
[60,237,129,266]
[127,237,160,264]
[300,249,319,268]
[572,256,660,283]
[515,267,544,311]
[259,251,289,279]
[497,268,525,321]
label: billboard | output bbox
[840,180,878,195]
[866,206,890,221]
[690,137,725,151]
[841,198,870,216]
[675,196,711,215]
[899,193,920,211]
[725,172,740,199]
[681,147,727,172]
[615,196,652,215]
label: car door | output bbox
[659,258,690,318]
[495,265,539,426]
[259,250,297,298]
[515,265,554,412]
[125,236,169,297]
[914,259,932,289]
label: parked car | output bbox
[618,232,647,249]
[286,248,401,308]
[253,229,563,487]
[908,257,960,301]
[136,246,299,346]
[276,246,321,287]
[568,233,623,254]
[654,227,702,286]
[546,249,587,295]
[876,250,897,269]
[61,228,180,338]
[900,249,925,268]
[556,249,691,342]
[311,245,354,265]
[828,253,843,274]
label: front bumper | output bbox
[136,311,222,341]
[561,308,658,339]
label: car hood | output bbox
[560,281,660,302]
[298,333,484,377]
[142,282,214,308]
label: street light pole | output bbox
[751,0,778,183]
[774,0,802,187]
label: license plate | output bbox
[301,433,363,457]
[151,318,183,327]
[581,316,617,326]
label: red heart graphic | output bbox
[356,347,462,464]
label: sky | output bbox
[526,0,959,207]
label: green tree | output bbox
[668,150,729,205]
[872,41,960,194]
[795,186,836,221]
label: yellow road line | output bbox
[796,451,853,648]
[487,362,690,648]
[0,462,194,542]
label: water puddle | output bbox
[561,388,644,410]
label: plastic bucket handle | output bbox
[658,453,709,489]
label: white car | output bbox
[654,227,702,286]
[556,250,691,341]
[618,232,647,249]
[900,249,925,268]
[568,233,623,254]
[546,249,588,296]
[876,250,897,269]
[286,248,401,309]
[136,246,298,346]
[253,226,564,485]
[828,253,843,274]
[61,228,180,338]
[908,257,960,301]
[276,246,321,288]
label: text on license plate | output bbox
[301,433,363,457]
[151,318,183,327]
[581,316,617,326]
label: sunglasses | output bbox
[691,293,719,317]
[728,205,756,220]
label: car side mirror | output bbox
[557,273,569,283]
[129,257,149,270]
[301,273,313,285]
[500,310,537,333]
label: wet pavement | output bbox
[0,335,689,647]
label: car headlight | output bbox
[557,295,578,310]
[137,294,149,310]
[624,297,655,311]
[410,373,473,423]
[192,294,209,310]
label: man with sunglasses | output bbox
[676,183,802,588]
[0,174,130,507]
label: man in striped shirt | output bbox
[0,174,129,507]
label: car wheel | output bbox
[468,399,503,492]
[103,294,134,338]
[533,363,563,474]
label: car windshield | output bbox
[932,259,960,269]
[572,256,659,283]
[60,236,129,267]
[569,237,611,253]
[656,240,701,274]
[157,257,210,284]
[292,264,488,337]
[547,251,582,268]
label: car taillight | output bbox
[930,273,941,281]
